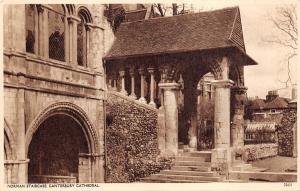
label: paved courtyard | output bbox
[250,156,297,172]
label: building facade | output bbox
[3,4,112,183]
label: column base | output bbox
[120,90,128,96]
[129,94,137,100]
[211,148,230,177]
[149,101,156,108]
[139,97,147,104]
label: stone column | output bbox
[231,86,247,148]
[129,68,137,99]
[159,82,180,156]
[211,79,234,175]
[138,68,147,103]
[119,70,127,96]
[16,75,30,183]
[213,80,234,149]
[67,16,80,65]
[148,68,156,107]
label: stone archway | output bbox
[25,102,101,183]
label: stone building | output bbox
[4,4,265,183]
[3,4,111,183]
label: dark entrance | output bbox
[28,114,89,183]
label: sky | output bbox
[190,0,298,98]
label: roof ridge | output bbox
[121,6,240,25]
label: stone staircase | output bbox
[140,150,225,183]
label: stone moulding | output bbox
[25,102,100,156]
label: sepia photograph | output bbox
[1,1,299,190]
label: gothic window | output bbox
[77,16,87,67]
[49,5,65,61]
[26,4,35,53]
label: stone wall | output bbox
[243,143,278,161]
[105,92,172,182]
[277,108,297,157]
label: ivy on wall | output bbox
[105,93,172,182]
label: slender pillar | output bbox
[129,68,137,99]
[43,7,49,59]
[138,68,147,103]
[231,86,247,148]
[108,79,112,90]
[119,70,127,95]
[68,18,73,64]
[37,6,44,57]
[112,72,117,91]
[158,69,166,109]
[148,68,156,107]
[159,82,180,156]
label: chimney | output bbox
[292,85,297,100]
[266,90,278,102]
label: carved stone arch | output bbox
[77,6,93,23]
[229,62,244,86]
[204,55,224,80]
[66,4,76,15]
[25,102,100,157]
[4,119,17,160]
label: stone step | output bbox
[140,177,211,183]
[179,151,212,159]
[175,161,211,167]
[172,165,211,172]
[223,179,249,183]
[231,163,252,171]
[248,167,268,172]
[149,174,223,182]
[160,170,217,177]
[175,156,209,162]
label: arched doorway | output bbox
[28,114,89,183]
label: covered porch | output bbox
[103,7,257,170]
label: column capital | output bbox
[212,79,234,88]
[147,67,155,74]
[231,86,248,94]
[138,67,145,75]
[67,16,81,23]
[159,82,180,90]
[119,70,126,77]
[129,67,135,76]
[85,23,93,31]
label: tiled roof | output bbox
[250,99,266,110]
[124,9,147,22]
[104,6,257,65]
[264,97,289,109]
[250,97,289,110]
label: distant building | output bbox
[197,73,215,103]
[247,90,295,124]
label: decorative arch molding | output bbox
[66,4,76,15]
[25,102,100,157]
[4,118,17,160]
[77,6,93,23]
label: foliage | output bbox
[105,94,173,182]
